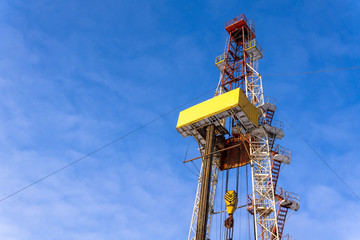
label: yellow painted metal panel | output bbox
[176,88,259,129]
[176,88,240,129]
[238,90,259,127]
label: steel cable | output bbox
[1,65,359,203]
[278,111,360,201]
[0,88,216,202]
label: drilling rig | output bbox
[176,14,300,240]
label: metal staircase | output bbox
[259,96,276,125]
[271,160,282,191]
[249,94,300,240]
[271,145,291,190]
[273,187,300,239]
[275,205,288,239]
[178,13,300,240]
[265,109,275,125]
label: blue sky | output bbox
[0,0,359,239]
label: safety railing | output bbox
[263,95,276,106]
[273,144,291,159]
[259,118,284,129]
[225,14,248,28]
[271,119,284,130]
[276,187,299,204]
[246,194,255,214]
[247,194,252,205]
[244,39,263,56]
[248,19,256,35]
[282,234,296,240]
[215,53,226,65]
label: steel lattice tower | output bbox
[177,14,300,240]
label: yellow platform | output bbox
[176,88,259,139]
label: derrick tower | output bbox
[176,14,299,240]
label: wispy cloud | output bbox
[0,1,359,239]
